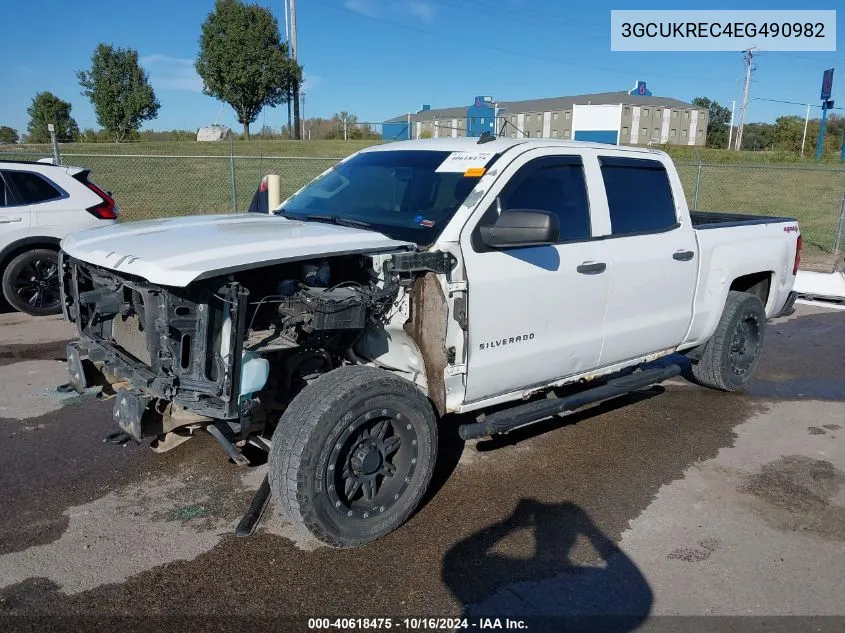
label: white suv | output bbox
[0,160,118,315]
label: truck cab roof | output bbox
[360,136,670,159]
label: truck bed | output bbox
[691,211,797,229]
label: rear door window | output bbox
[6,170,63,204]
[599,157,678,235]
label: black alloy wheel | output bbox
[2,249,62,316]
[326,409,418,520]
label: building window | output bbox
[536,113,542,122]
[623,107,630,115]
[640,127,647,138]
[511,132,516,138]
[565,111,571,120]
[642,108,649,117]
[672,110,678,119]
[621,126,629,136]
[480,118,485,124]
[656,109,662,117]
[654,128,659,138]
[697,129,703,138]
[553,112,559,120]
[684,111,689,119]
[682,129,687,138]
[535,131,541,138]
[670,129,676,138]
[564,129,570,138]
[551,130,559,138]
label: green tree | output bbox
[78,44,160,142]
[0,126,19,144]
[773,115,806,153]
[740,122,776,151]
[692,97,731,149]
[195,0,301,140]
[26,92,80,143]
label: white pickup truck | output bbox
[60,137,801,547]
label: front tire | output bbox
[269,365,438,548]
[691,290,766,392]
[2,248,62,316]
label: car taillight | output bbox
[84,180,118,220]
[793,235,802,275]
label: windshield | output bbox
[278,150,497,245]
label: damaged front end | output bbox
[62,254,248,441]
[60,249,446,449]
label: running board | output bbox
[458,364,682,441]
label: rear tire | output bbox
[2,248,62,316]
[691,290,766,392]
[269,365,437,548]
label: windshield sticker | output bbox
[435,151,495,173]
[419,219,435,228]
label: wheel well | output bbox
[0,239,61,273]
[729,271,771,306]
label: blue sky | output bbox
[0,0,843,134]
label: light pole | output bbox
[801,104,810,157]
[300,91,306,140]
[727,100,736,150]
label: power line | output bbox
[314,0,737,85]
[766,51,845,68]
[451,0,606,38]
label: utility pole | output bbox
[727,100,736,150]
[801,104,810,157]
[290,0,300,139]
[734,48,756,151]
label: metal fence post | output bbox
[834,192,845,256]
[693,152,702,211]
[229,141,237,212]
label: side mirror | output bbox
[479,209,560,248]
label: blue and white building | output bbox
[382,81,709,147]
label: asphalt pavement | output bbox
[0,304,843,632]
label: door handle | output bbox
[673,250,695,261]
[0,218,23,224]
[576,261,606,275]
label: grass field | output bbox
[2,140,843,265]
[7,139,380,157]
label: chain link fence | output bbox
[1,147,843,270]
[676,160,845,269]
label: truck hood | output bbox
[61,214,414,287]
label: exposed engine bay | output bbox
[61,250,454,451]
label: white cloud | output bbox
[302,73,322,92]
[140,55,203,92]
[405,0,433,21]
[344,0,378,18]
[343,0,434,21]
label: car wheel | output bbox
[269,365,438,548]
[691,290,766,392]
[1,248,62,316]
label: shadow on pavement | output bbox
[442,499,652,633]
